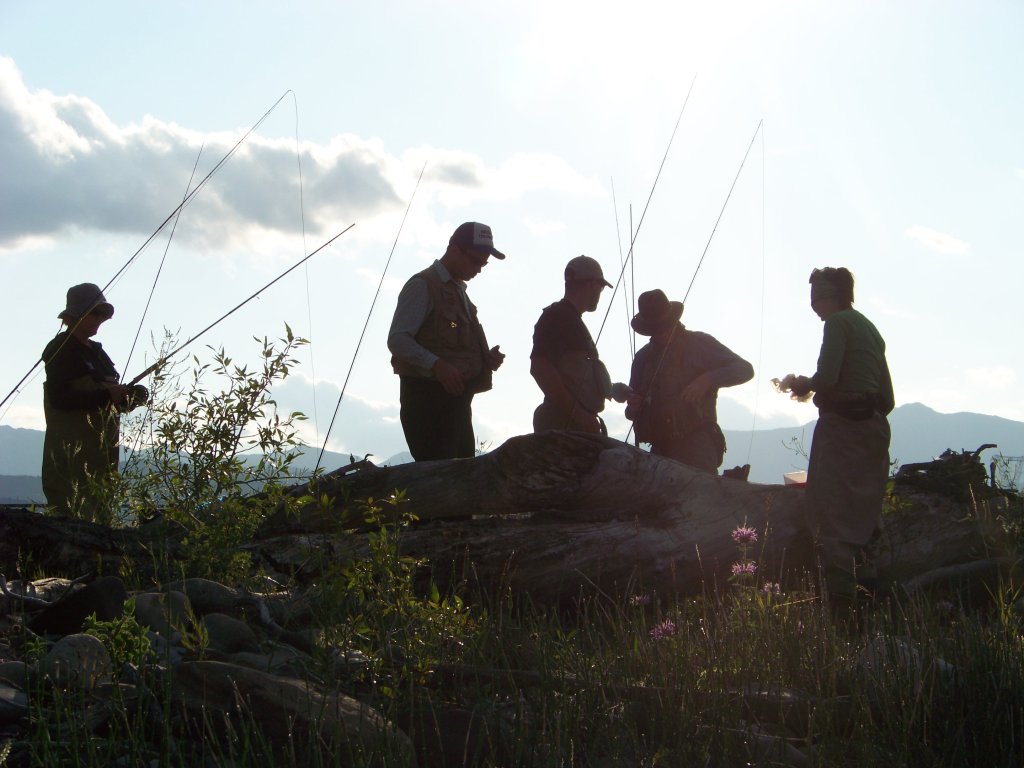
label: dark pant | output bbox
[399,376,476,461]
[652,422,726,474]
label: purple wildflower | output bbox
[761,581,781,596]
[731,561,758,578]
[731,525,758,546]
[650,619,677,640]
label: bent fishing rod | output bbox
[125,223,355,387]
[624,119,763,444]
[0,91,296,414]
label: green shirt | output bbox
[809,308,894,413]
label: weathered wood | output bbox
[3,432,1016,606]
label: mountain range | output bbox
[2,402,1022,504]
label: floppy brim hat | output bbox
[58,283,114,321]
[631,289,683,336]
[449,221,505,259]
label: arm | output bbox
[807,316,846,394]
[387,277,438,372]
[44,341,120,410]
[681,333,754,403]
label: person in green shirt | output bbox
[787,267,894,611]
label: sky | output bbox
[1,1,1022,469]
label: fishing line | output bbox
[126,223,356,387]
[610,178,634,357]
[624,119,764,445]
[0,90,295,415]
[289,92,321,452]
[744,124,768,463]
[313,163,428,474]
[123,144,205,377]
[595,72,698,345]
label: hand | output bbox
[789,375,812,397]
[127,384,150,410]
[680,373,713,403]
[107,384,130,407]
[432,358,465,395]
[626,392,645,413]
[610,382,632,403]
[487,345,505,372]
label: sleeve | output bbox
[691,333,755,389]
[387,276,439,371]
[808,316,846,393]
[530,307,561,362]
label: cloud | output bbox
[964,366,1016,392]
[904,224,970,256]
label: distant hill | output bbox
[3,403,1021,502]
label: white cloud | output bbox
[964,366,1016,392]
[904,225,970,256]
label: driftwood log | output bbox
[2,432,1018,605]
[252,432,1019,603]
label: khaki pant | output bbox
[804,411,891,598]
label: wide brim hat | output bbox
[631,289,683,336]
[58,283,114,321]
[449,221,506,259]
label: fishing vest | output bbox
[391,265,492,392]
[632,329,715,444]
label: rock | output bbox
[201,613,260,654]
[39,633,112,689]
[0,661,28,688]
[27,575,127,636]
[0,681,28,722]
[134,590,191,637]
[170,660,415,764]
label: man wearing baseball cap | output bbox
[388,222,506,460]
[530,255,631,434]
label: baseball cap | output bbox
[449,222,505,259]
[564,255,612,288]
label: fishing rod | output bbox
[554,76,697,436]
[312,162,428,474]
[624,120,764,444]
[0,91,296,414]
[595,72,698,345]
[125,223,356,387]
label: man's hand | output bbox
[487,345,505,372]
[680,372,713,403]
[609,382,632,403]
[432,358,465,395]
[107,384,130,407]
[789,375,812,397]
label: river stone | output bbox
[201,612,260,654]
[0,661,28,688]
[40,633,112,689]
[28,575,127,636]
[0,681,28,722]
[134,590,191,637]
[171,660,414,764]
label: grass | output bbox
[7,553,1024,767]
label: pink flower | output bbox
[650,619,677,640]
[731,525,758,546]
[731,561,758,577]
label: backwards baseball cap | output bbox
[449,222,505,259]
[564,255,612,288]
[58,283,114,321]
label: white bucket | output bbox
[783,470,807,487]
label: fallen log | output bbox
[2,433,1016,606]
[250,432,1017,603]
